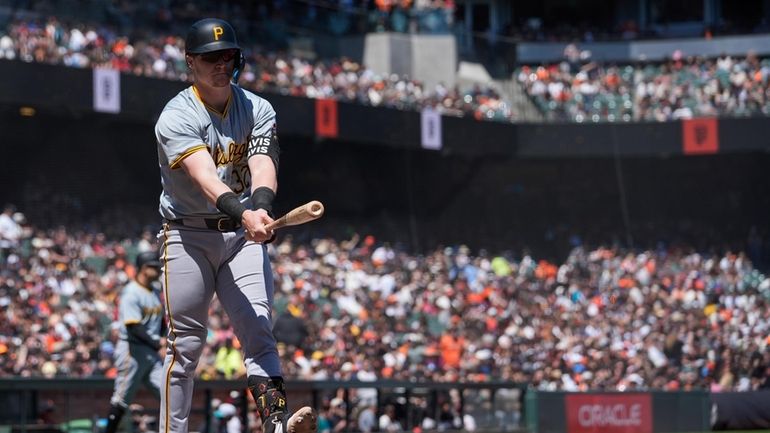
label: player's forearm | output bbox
[180,151,234,205]
[249,155,277,193]
[195,173,233,205]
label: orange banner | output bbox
[682,118,718,155]
[315,99,338,138]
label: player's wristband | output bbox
[216,192,247,221]
[250,186,275,216]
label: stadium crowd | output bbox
[7,13,770,123]
[518,50,770,122]
[3,0,456,37]
[0,15,513,121]
[5,0,764,42]
[1,202,769,394]
[5,3,770,123]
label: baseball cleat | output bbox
[287,406,317,433]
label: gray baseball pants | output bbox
[110,340,163,407]
[158,222,280,433]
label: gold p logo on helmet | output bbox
[213,26,223,40]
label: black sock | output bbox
[104,404,126,433]
[248,376,288,433]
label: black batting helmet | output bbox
[185,18,240,54]
[136,251,162,269]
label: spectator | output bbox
[0,205,23,249]
[272,309,309,350]
[215,337,246,380]
[378,405,401,432]
[437,401,460,430]
[327,398,347,432]
[214,402,241,433]
[357,403,377,433]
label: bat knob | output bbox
[308,201,325,217]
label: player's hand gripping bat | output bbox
[265,201,325,231]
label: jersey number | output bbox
[231,164,250,194]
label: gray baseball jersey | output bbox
[110,280,164,408]
[155,84,276,220]
[118,280,163,343]
[155,84,281,433]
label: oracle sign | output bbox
[566,394,652,433]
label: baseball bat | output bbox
[265,200,325,231]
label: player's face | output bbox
[144,265,161,282]
[189,49,237,88]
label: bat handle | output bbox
[265,219,279,232]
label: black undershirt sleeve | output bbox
[127,324,161,350]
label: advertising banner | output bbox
[566,393,652,433]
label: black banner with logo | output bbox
[711,391,770,430]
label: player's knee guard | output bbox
[248,375,287,423]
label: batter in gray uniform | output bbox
[105,251,165,433]
[155,18,316,433]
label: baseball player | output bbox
[154,18,317,433]
[105,251,165,433]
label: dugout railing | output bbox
[0,378,527,433]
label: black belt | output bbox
[170,217,241,232]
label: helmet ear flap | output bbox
[232,51,245,84]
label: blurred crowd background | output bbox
[2,0,770,432]
[4,1,770,123]
[0,1,513,121]
[2,203,768,390]
[516,48,770,122]
[2,201,769,431]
